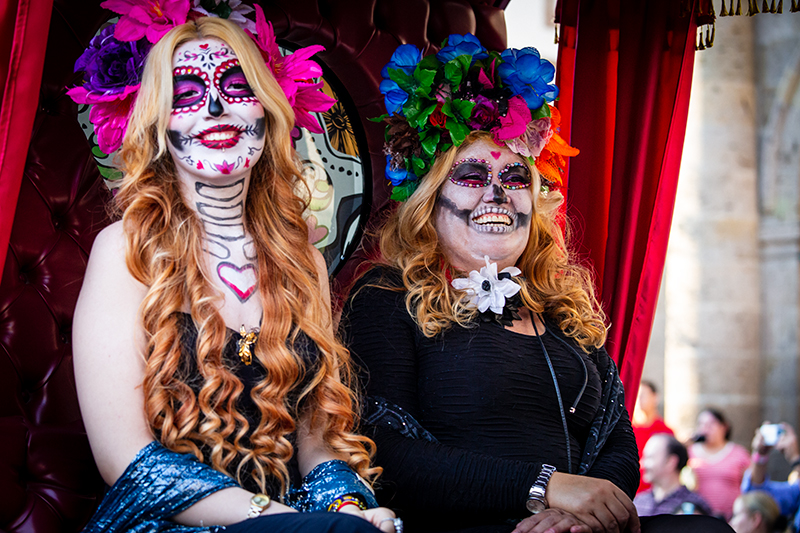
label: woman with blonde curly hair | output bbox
[71,8,396,533]
[342,36,733,533]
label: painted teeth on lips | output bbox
[196,125,243,149]
[472,207,514,226]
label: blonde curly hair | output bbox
[114,17,378,494]
[378,131,607,351]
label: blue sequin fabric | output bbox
[285,459,378,512]
[82,441,238,533]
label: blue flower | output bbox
[380,79,409,114]
[498,47,558,110]
[385,155,417,186]
[436,33,488,64]
[381,44,423,78]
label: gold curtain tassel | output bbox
[707,24,716,48]
[736,0,743,14]
[777,0,783,13]
[720,0,729,16]
[554,23,559,44]
[709,0,716,15]
[697,28,706,50]
[749,0,760,14]
[762,0,770,11]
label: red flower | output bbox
[429,103,447,128]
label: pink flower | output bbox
[247,4,334,133]
[215,160,236,174]
[502,117,553,158]
[68,84,140,153]
[101,0,190,43]
[491,96,531,143]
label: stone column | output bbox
[754,14,800,430]
[662,17,761,444]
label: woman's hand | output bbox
[513,508,592,533]
[337,505,398,532]
[545,473,640,533]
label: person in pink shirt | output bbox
[688,408,751,519]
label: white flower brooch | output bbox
[451,256,523,326]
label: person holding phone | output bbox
[741,421,800,532]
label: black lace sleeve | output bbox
[582,347,640,499]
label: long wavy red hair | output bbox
[378,131,607,350]
[114,17,378,494]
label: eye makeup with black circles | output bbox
[218,66,254,99]
[448,160,492,188]
[173,74,207,108]
[497,162,531,190]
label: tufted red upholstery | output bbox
[0,1,507,531]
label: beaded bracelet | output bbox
[327,494,368,512]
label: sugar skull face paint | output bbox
[167,38,265,183]
[435,139,534,271]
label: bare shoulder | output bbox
[73,220,154,483]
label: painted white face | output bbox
[167,38,266,182]
[434,139,534,271]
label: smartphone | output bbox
[760,423,785,446]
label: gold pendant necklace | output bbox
[237,325,259,365]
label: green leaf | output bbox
[414,66,436,90]
[369,113,390,123]
[410,155,427,175]
[391,180,419,201]
[407,101,437,129]
[419,129,441,157]
[388,67,416,92]
[451,99,475,120]
[446,118,470,146]
[531,104,551,120]
[419,54,441,71]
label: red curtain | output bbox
[555,0,699,412]
[0,0,53,278]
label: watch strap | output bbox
[526,464,556,513]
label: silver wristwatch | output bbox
[526,464,556,514]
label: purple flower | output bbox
[73,25,151,97]
[436,34,488,64]
[381,44,423,78]
[498,47,558,110]
[467,95,499,131]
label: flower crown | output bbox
[68,0,335,155]
[376,34,578,201]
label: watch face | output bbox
[252,494,270,508]
[526,498,546,514]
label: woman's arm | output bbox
[73,222,294,526]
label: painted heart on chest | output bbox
[217,261,257,302]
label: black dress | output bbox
[343,267,733,533]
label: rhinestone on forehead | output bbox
[171,67,211,115]
[214,58,259,105]
[497,161,531,190]
[448,157,492,188]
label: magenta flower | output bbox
[491,96,531,143]
[101,0,190,43]
[247,4,334,133]
[68,84,139,153]
[214,160,236,174]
